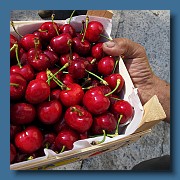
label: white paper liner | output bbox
[10,15,144,168]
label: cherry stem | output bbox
[10,21,23,38]
[51,14,59,36]
[67,40,73,60]
[100,34,112,41]
[85,69,108,86]
[81,16,89,42]
[38,29,48,33]
[90,58,96,64]
[91,130,106,145]
[80,20,85,34]
[107,115,123,138]
[46,70,51,101]
[60,145,66,153]
[105,79,121,97]
[34,37,40,60]
[82,85,94,90]
[113,57,119,73]
[10,83,19,87]
[46,69,64,87]
[27,156,34,160]
[110,96,122,101]
[68,10,76,24]
[11,43,22,68]
[46,63,69,82]
[70,106,83,116]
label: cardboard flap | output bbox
[86,10,113,19]
[135,95,166,133]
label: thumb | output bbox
[102,38,146,59]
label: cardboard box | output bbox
[10,10,166,170]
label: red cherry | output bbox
[10,124,22,141]
[50,33,72,55]
[97,56,115,76]
[59,52,80,66]
[60,73,74,86]
[59,24,76,38]
[39,22,59,42]
[25,79,50,104]
[20,34,42,51]
[43,132,56,148]
[112,100,134,125]
[72,37,91,56]
[37,100,62,125]
[68,58,86,79]
[10,64,35,81]
[64,105,93,133]
[91,112,117,135]
[10,102,36,125]
[104,73,125,94]
[15,126,43,154]
[59,83,84,107]
[10,72,27,101]
[91,42,104,60]
[43,49,59,68]
[10,143,17,164]
[55,129,79,151]
[27,48,51,72]
[50,89,61,100]
[83,86,110,115]
[53,118,70,134]
[85,21,104,43]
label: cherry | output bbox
[50,89,61,100]
[27,48,51,72]
[10,102,36,125]
[83,86,110,115]
[20,34,42,52]
[97,56,115,76]
[91,112,117,135]
[104,73,125,94]
[68,58,86,79]
[10,143,17,164]
[72,37,91,56]
[15,126,43,154]
[59,83,84,107]
[53,118,70,134]
[59,24,76,38]
[60,73,74,86]
[43,132,56,149]
[64,105,93,133]
[55,129,79,151]
[10,124,22,141]
[37,100,62,125]
[10,72,27,101]
[50,33,72,55]
[43,49,59,68]
[85,21,104,43]
[111,100,134,125]
[59,52,80,66]
[91,42,104,60]
[25,79,50,104]
[39,21,59,42]
[10,64,35,81]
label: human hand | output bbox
[103,38,170,123]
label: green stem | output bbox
[81,16,89,42]
[10,83,19,87]
[100,34,112,41]
[46,63,69,82]
[82,85,94,90]
[91,130,106,145]
[80,20,85,34]
[105,79,121,97]
[67,40,73,60]
[113,58,119,73]
[68,10,76,24]
[11,43,22,68]
[10,21,23,38]
[60,145,66,153]
[85,69,108,86]
[51,14,59,36]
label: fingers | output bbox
[102,38,146,59]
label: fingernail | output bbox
[105,41,115,48]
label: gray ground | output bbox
[10,10,170,170]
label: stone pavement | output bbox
[10,10,170,170]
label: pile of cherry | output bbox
[10,15,134,165]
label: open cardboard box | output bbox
[10,10,166,170]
